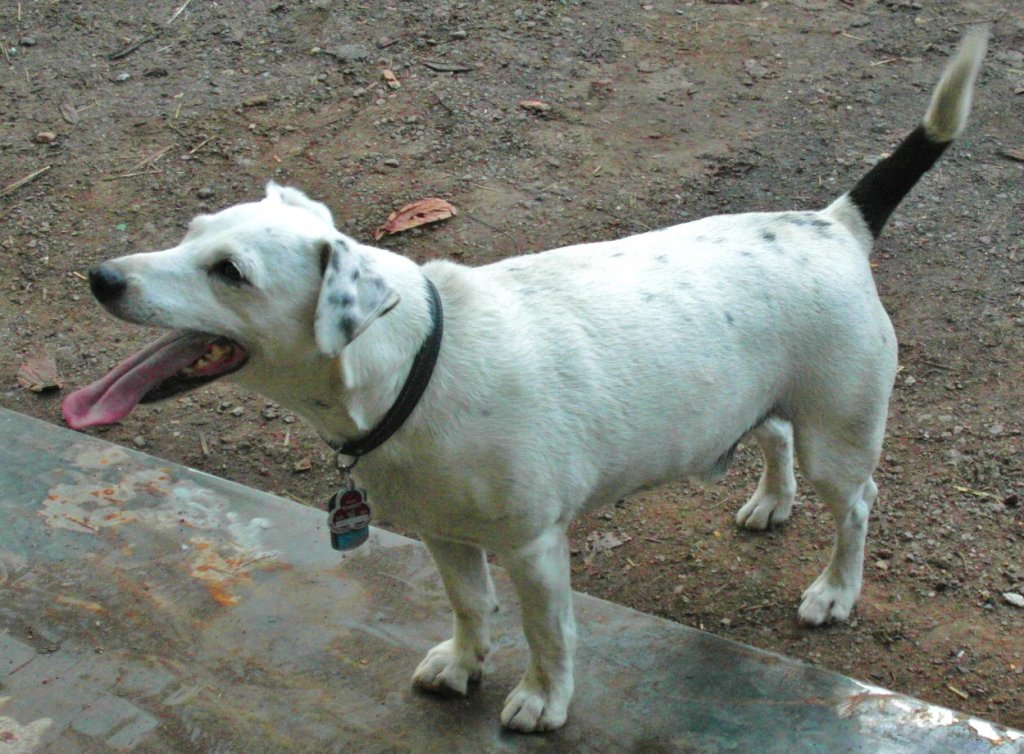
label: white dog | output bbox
[64,29,987,732]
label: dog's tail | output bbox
[826,27,987,244]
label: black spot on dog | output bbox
[724,312,735,326]
[611,252,624,258]
[655,254,668,264]
[351,268,361,281]
[339,315,356,341]
[519,287,538,296]
[783,214,833,237]
[739,250,754,258]
[330,292,355,308]
[642,292,657,302]
[762,231,777,243]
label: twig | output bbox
[281,491,312,507]
[166,0,193,25]
[199,431,210,457]
[870,57,901,67]
[101,169,162,182]
[432,91,454,114]
[188,135,216,155]
[465,212,522,255]
[946,684,969,701]
[129,144,173,172]
[107,30,162,61]
[0,165,51,197]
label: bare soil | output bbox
[2,0,1022,731]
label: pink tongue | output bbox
[62,330,213,429]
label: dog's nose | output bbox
[89,264,128,304]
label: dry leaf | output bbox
[1001,148,1024,164]
[373,197,457,240]
[17,350,62,392]
[519,99,551,112]
[382,69,401,89]
[60,102,79,124]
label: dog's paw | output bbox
[412,639,483,696]
[798,573,858,625]
[736,489,794,530]
[500,678,570,733]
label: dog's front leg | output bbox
[499,527,576,733]
[413,536,496,695]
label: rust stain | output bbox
[185,536,278,608]
[206,582,240,607]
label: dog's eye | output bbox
[211,259,245,284]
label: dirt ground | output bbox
[2,0,1022,733]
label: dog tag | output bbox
[326,487,371,551]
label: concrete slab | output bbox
[0,407,1020,753]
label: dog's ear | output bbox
[314,238,400,356]
[265,182,335,227]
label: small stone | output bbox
[230,406,245,417]
[849,15,871,28]
[383,157,400,168]
[450,29,468,39]
[197,187,215,199]
[20,36,37,47]
[743,58,769,79]
[1003,592,1024,608]
[330,43,371,62]
[114,72,131,82]
[720,618,732,627]
[34,131,57,144]
[987,424,1004,436]
[133,435,147,448]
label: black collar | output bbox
[329,278,443,460]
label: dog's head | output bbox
[62,183,399,429]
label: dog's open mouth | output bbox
[62,330,249,429]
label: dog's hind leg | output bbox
[793,418,884,625]
[499,527,576,732]
[413,536,497,695]
[735,416,797,530]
